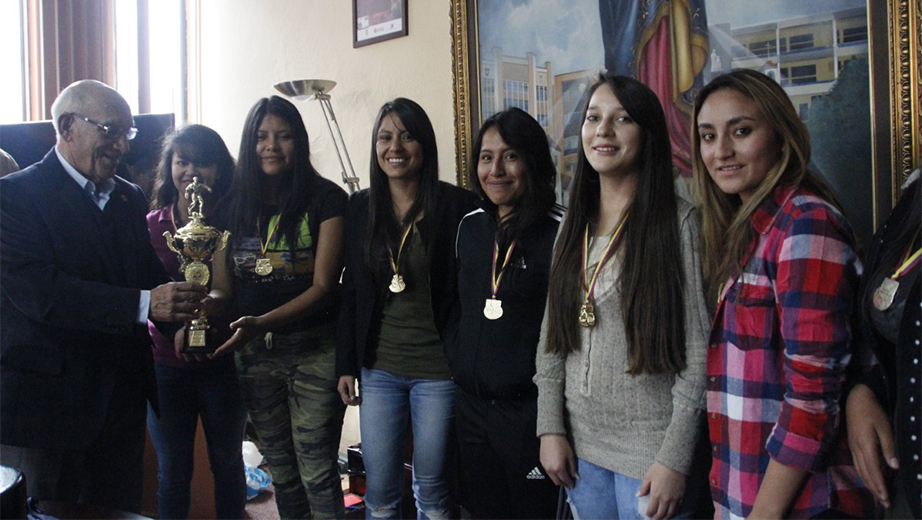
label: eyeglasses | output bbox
[73,114,138,141]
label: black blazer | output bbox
[0,150,168,450]
[336,181,477,378]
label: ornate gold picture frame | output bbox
[450,0,920,228]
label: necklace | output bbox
[255,215,281,276]
[387,223,414,293]
[579,214,628,328]
[483,237,517,320]
[873,229,921,310]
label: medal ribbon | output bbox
[581,215,628,306]
[170,202,182,232]
[388,223,414,276]
[258,215,282,258]
[490,238,517,299]
[891,229,922,279]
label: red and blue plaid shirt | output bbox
[706,185,877,519]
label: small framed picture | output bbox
[353,0,408,48]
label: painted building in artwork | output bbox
[552,69,594,194]
[480,47,564,197]
[479,47,553,131]
[712,7,868,120]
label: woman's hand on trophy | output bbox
[173,326,209,362]
[208,315,264,359]
[201,290,230,317]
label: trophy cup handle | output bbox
[163,231,189,271]
[163,231,181,255]
[216,230,231,253]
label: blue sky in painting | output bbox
[478,0,604,75]
[476,0,867,76]
[706,0,866,27]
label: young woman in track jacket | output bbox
[448,107,564,519]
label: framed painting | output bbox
[450,0,920,244]
[354,0,408,48]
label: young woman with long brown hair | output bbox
[145,125,246,519]
[209,96,348,519]
[694,69,875,519]
[336,98,477,519]
[536,73,709,520]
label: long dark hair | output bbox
[692,69,843,300]
[364,98,440,278]
[545,73,687,375]
[469,107,557,247]
[151,124,234,212]
[220,96,321,256]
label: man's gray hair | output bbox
[50,80,121,136]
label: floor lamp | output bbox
[273,79,360,193]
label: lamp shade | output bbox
[273,79,337,101]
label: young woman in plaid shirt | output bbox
[694,69,876,518]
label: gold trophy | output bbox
[164,178,231,354]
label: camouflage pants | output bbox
[235,325,346,519]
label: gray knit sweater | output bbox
[534,199,710,479]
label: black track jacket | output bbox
[445,204,564,399]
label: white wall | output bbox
[196,0,459,187]
[196,0,458,453]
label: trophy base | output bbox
[184,327,216,355]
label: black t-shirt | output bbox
[232,176,347,334]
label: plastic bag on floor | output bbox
[245,464,271,500]
[242,440,265,467]
[242,440,270,500]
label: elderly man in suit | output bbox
[0,80,207,513]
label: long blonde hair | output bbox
[691,69,842,300]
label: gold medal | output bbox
[873,277,899,311]
[579,216,628,329]
[483,298,503,320]
[388,225,413,294]
[256,215,280,277]
[485,238,516,321]
[389,274,406,293]
[578,303,596,328]
[255,257,273,276]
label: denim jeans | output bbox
[566,458,696,520]
[359,367,454,520]
[146,361,247,519]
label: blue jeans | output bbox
[566,458,696,520]
[147,362,247,519]
[359,367,454,520]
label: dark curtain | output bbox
[25,0,117,120]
